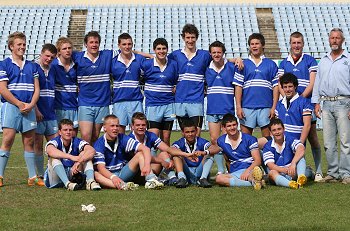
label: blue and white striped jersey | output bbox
[129,130,162,150]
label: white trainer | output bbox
[145,178,164,189]
[66,182,79,191]
[121,182,139,191]
[86,179,101,191]
[314,173,323,182]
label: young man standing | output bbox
[111,33,146,134]
[234,33,279,137]
[34,43,58,180]
[45,119,101,191]
[262,118,308,189]
[93,115,164,189]
[0,32,41,186]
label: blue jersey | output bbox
[128,130,162,150]
[172,136,210,167]
[169,49,211,104]
[263,136,303,167]
[73,50,114,106]
[234,57,278,109]
[275,94,313,140]
[217,132,258,173]
[278,54,318,99]
[36,63,56,121]
[93,133,140,172]
[0,57,39,103]
[205,60,236,115]
[141,58,178,107]
[51,58,78,110]
[111,53,145,103]
[45,136,89,168]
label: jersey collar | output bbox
[271,136,286,154]
[60,136,73,154]
[181,47,198,61]
[286,53,304,66]
[208,58,227,73]
[153,57,168,72]
[224,132,242,150]
[9,55,26,69]
[103,133,119,153]
[132,131,147,145]
[84,51,100,63]
[248,55,265,67]
[117,53,136,68]
[184,137,198,153]
[57,57,75,70]
[281,92,300,108]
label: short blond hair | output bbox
[8,32,26,51]
[55,37,73,52]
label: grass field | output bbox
[1,131,350,231]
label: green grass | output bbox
[1,131,350,231]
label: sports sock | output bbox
[35,154,44,176]
[200,156,214,179]
[120,164,136,182]
[311,147,322,174]
[177,171,186,180]
[24,151,37,178]
[297,157,306,176]
[0,150,10,177]
[53,164,69,186]
[214,152,225,174]
[275,175,290,187]
[167,170,176,179]
[229,176,252,187]
[84,161,94,181]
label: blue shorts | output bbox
[146,103,176,122]
[1,102,37,133]
[36,120,58,135]
[175,103,204,117]
[78,106,109,123]
[240,108,270,128]
[183,161,203,184]
[206,114,224,123]
[113,101,143,126]
[55,109,78,128]
[112,164,135,182]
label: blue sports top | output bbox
[45,136,89,168]
[205,59,236,115]
[169,49,211,104]
[128,130,162,150]
[141,58,178,107]
[93,133,140,172]
[73,50,115,106]
[278,54,318,99]
[217,132,258,173]
[263,136,303,167]
[0,56,39,103]
[275,94,313,140]
[234,56,278,109]
[51,57,78,110]
[111,53,145,103]
[172,136,211,167]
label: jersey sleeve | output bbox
[45,138,59,154]
[278,59,286,77]
[77,138,90,153]
[248,135,259,151]
[308,56,318,73]
[271,62,279,87]
[262,143,275,166]
[121,135,140,154]
[93,140,106,166]
[171,140,181,150]
[291,139,303,152]
[302,98,313,116]
[233,68,244,87]
[0,61,8,82]
[149,132,162,149]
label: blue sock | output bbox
[229,176,252,187]
[275,175,291,187]
[200,157,214,179]
[85,169,94,181]
[24,151,37,178]
[0,150,10,177]
[120,164,136,181]
[311,147,322,174]
[297,158,306,176]
[167,170,176,179]
[214,152,225,174]
[35,155,44,176]
[177,171,186,180]
[53,164,69,186]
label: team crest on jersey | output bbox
[159,74,166,78]
[293,68,300,72]
[343,61,349,66]
[255,69,261,73]
[91,65,98,69]
[216,75,222,79]
[187,62,194,67]
[126,69,131,73]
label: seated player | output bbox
[141,38,178,146]
[93,114,164,190]
[262,118,308,189]
[208,113,263,190]
[45,119,101,191]
[169,120,214,188]
[128,112,177,183]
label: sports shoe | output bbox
[251,166,263,190]
[86,179,102,191]
[342,177,350,185]
[198,178,212,188]
[289,180,299,189]
[0,176,3,187]
[66,182,79,191]
[121,182,139,191]
[314,173,323,182]
[297,174,307,187]
[167,176,178,186]
[28,176,45,186]
[319,175,338,183]
[145,178,164,189]
[175,177,188,188]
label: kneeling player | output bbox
[208,114,263,190]
[262,118,308,189]
[170,120,214,188]
[93,115,163,190]
[45,119,101,191]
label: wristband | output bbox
[110,175,117,180]
[204,150,210,155]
